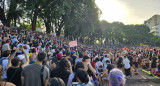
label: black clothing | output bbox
[151,57,157,68]
[128,56,133,66]
[68,58,73,65]
[107,64,114,73]
[125,68,130,76]
[71,55,77,65]
[7,67,22,86]
[50,68,70,85]
[117,57,123,68]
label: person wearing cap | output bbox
[55,53,63,67]
[82,56,96,75]
[21,52,50,86]
[71,51,77,65]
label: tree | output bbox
[0,0,24,26]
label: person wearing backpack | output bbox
[21,52,49,86]
[95,58,103,75]
[95,58,103,86]
[0,50,10,79]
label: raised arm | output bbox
[6,48,19,71]
[21,49,29,68]
[88,64,96,74]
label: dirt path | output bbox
[103,68,160,86]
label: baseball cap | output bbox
[71,51,76,54]
[57,53,63,59]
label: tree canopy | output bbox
[0,0,160,46]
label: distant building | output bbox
[144,15,160,35]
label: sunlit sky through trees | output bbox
[95,0,160,24]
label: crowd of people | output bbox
[0,25,160,86]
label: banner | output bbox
[36,27,42,32]
[69,41,77,47]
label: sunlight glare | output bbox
[95,0,126,23]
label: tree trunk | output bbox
[5,19,11,27]
[31,0,42,31]
[0,7,6,25]
[57,27,61,36]
[32,12,38,31]
[45,21,51,34]
[14,18,16,27]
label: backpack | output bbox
[98,62,103,73]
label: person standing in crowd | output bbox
[0,50,10,79]
[151,54,158,75]
[100,60,114,77]
[108,68,126,86]
[50,58,72,85]
[117,54,123,71]
[102,54,111,71]
[127,53,133,77]
[6,48,29,86]
[48,77,66,86]
[11,36,18,45]
[71,51,77,65]
[55,53,63,67]
[21,52,50,86]
[65,52,73,66]
[133,55,139,75]
[0,65,15,86]
[76,69,92,86]
[67,62,85,86]
[123,55,131,78]
[75,52,83,64]
[82,56,96,75]
[95,58,103,75]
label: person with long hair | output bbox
[67,62,85,86]
[48,77,66,86]
[50,58,72,85]
[76,69,92,86]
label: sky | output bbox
[95,0,160,24]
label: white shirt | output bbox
[24,44,30,55]
[75,58,83,64]
[2,43,10,52]
[51,49,55,53]
[123,58,130,69]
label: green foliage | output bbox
[96,20,160,46]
